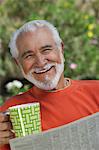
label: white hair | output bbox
[9,20,62,59]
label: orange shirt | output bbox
[0,79,99,150]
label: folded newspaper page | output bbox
[10,112,99,150]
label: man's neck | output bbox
[54,74,65,90]
[32,76,71,100]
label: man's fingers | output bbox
[0,130,14,145]
[0,113,10,122]
[0,137,10,145]
[0,130,14,138]
[0,122,12,131]
[0,113,14,146]
[0,135,14,145]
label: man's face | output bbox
[16,27,64,90]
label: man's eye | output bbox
[42,49,52,53]
[24,54,33,59]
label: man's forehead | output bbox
[16,27,55,54]
[17,27,53,40]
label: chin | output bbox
[24,74,59,90]
[33,74,54,84]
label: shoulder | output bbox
[77,80,99,88]
[74,80,99,98]
[71,79,99,105]
[71,79,99,95]
[0,87,35,112]
[71,79,99,89]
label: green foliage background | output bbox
[0,0,99,102]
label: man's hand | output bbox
[0,112,14,146]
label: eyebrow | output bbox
[39,45,52,50]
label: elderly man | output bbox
[0,20,99,150]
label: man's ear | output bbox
[61,42,64,54]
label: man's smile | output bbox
[34,66,54,74]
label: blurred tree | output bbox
[0,0,99,99]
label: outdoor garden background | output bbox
[0,0,99,105]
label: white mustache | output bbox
[30,63,56,74]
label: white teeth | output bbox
[34,64,54,74]
[35,69,48,73]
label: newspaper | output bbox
[10,112,99,150]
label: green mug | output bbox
[9,103,42,137]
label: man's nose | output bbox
[34,54,47,67]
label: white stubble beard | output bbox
[21,50,64,90]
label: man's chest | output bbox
[40,94,98,131]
